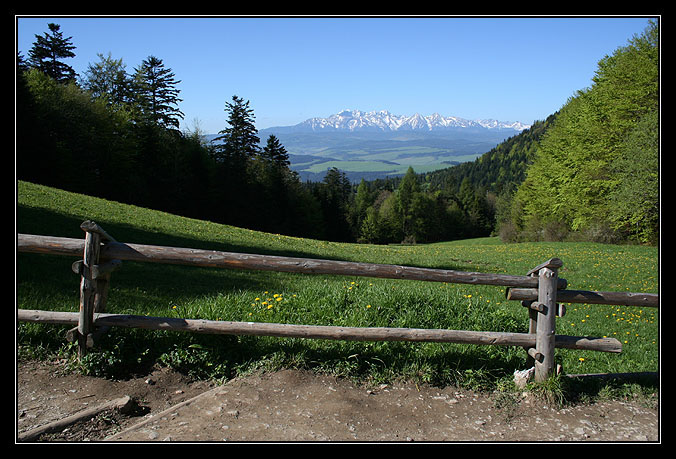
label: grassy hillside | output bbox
[17,181,658,392]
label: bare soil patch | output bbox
[17,359,659,443]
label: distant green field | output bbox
[17,181,659,391]
[292,147,482,176]
[305,160,400,174]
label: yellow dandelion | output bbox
[276,297,283,302]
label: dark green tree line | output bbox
[15,22,526,246]
[20,21,655,246]
[16,24,328,240]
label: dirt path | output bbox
[16,359,659,443]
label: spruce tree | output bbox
[209,95,261,227]
[317,168,353,241]
[212,95,260,166]
[133,56,184,129]
[261,134,290,168]
[27,23,77,83]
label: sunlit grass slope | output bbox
[17,181,658,389]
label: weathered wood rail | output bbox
[17,221,658,382]
[17,234,566,289]
[16,309,623,353]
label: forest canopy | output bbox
[16,21,659,245]
[506,20,659,244]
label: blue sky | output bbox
[16,16,656,133]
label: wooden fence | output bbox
[17,221,659,382]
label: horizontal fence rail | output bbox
[17,309,623,353]
[18,233,657,307]
[506,287,659,308]
[17,234,566,289]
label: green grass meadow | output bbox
[17,181,659,395]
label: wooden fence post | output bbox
[75,221,120,357]
[528,258,562,382]
[77,226,101,358]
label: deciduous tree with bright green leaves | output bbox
[81,52,134,108]
[511,20,658,243]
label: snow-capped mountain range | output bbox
[250,109,531,182]
[289,109,530,132]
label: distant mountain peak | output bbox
[283,110,530,133]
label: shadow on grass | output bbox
[17,204,353,313]
[28,322,529,389]
[17,205,340,260]
[17,204,481,272]
[17,204,486,311]
[561,373,659,404]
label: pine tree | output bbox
[212,95,260,165]
[208,96,261,227]
[261,134,290,167]
[133,56,184,129]
[27,23,77,83]
[316,168,353,241]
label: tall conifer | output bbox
[133,56,184,129]
[212,95,260,165]
[261,134,290,167]
[27,23,77,83]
